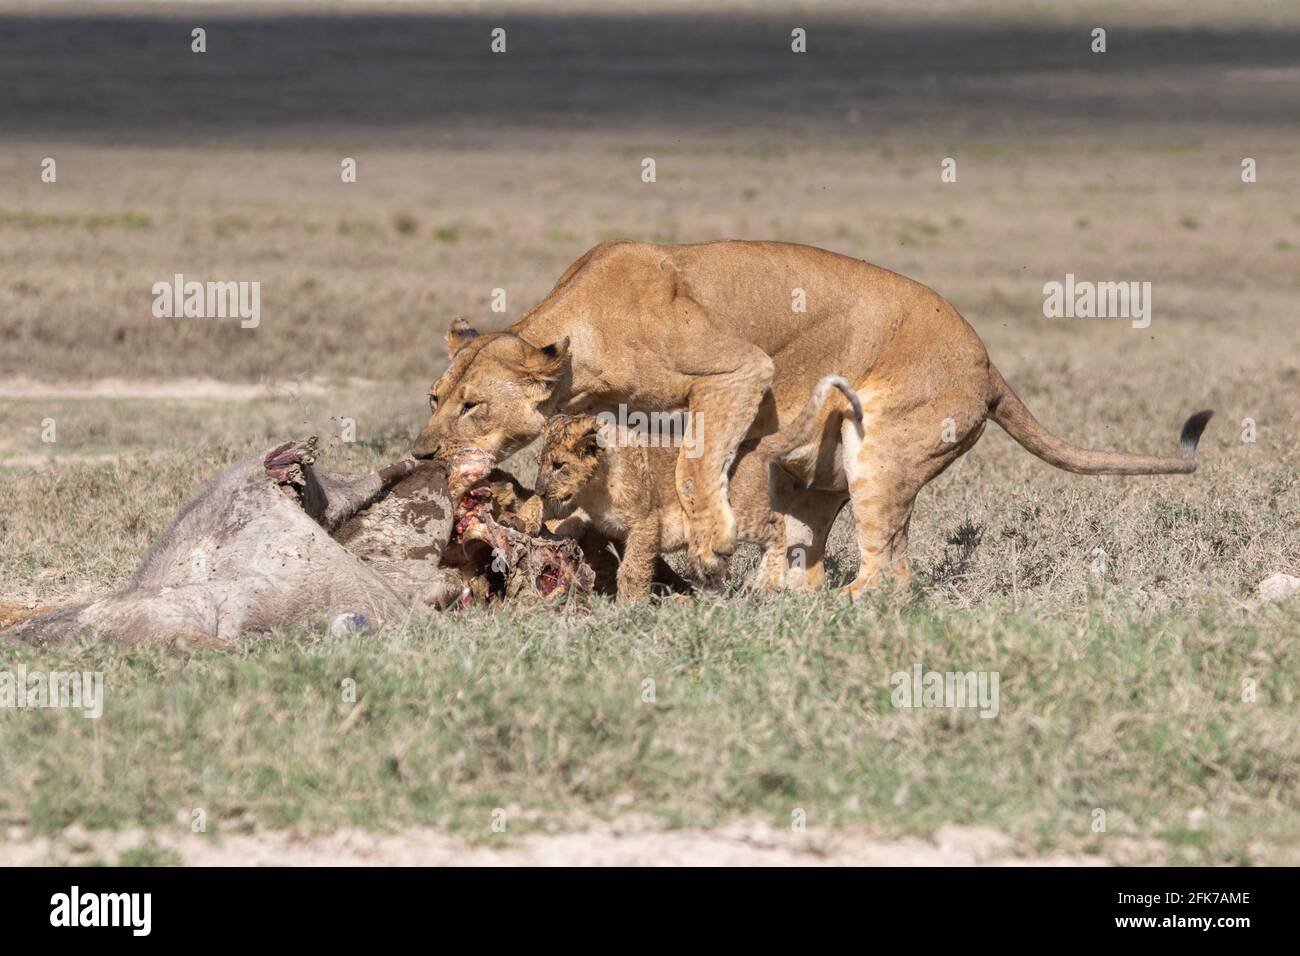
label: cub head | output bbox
[534,414,608,507]
[413,318,570,462]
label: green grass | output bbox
[1,382,1296,861]
[2,594,1295,863]
[0,210,153,232]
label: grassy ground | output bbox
[4,595,1298,864]
[1,382,1295,864]
[1,0,1297,863]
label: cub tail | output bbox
[758,374,864,475]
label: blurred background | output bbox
[3,0,1298,381]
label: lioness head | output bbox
[413,318,570,462]
[534,414,607,507]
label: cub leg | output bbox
[570,524,691,598]
[767,465,848,591]
[730,462,787,592]
[743,504,780,595]
[616,521,661,603]
[754,537,787,592]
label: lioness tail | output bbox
[988,365,1212,475]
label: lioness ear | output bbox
[532,337,570,377]
[521,337,570,403]
[445,317,480,357]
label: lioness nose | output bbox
[412,436,440,461]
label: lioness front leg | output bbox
[675,346,775,576]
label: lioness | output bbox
[414,240,1211,599]
[535,375,864,600]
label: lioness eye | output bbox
[428,394,438,411]
[460,401,480,417]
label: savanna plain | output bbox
[0,0,1296,865]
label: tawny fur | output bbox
[414,240,1210,600]
[534,374,864,601]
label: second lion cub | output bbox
[535,375,863,601]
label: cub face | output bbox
[535,415,607,507]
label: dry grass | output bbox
[3,135,1295,613]
[0,0,1297,863]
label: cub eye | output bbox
[551,460,564,472]
[459,401,480,417]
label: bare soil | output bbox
[3,822,1109,867]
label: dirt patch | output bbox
[3,822,1107,867]
[0,377,333,402]
[0,600,47,629]
[0,452,137,469]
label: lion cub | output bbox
[536,376,863,601]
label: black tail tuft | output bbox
[1179,409,1214,461]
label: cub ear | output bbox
[445,317,480,357]
[540,414,573,442]
[580,417,606,456]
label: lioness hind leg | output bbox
[837,402,987,601]
[838,435,920,600]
